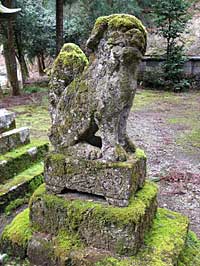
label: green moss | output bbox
[54,230,83,260]
[0,162,44,196]
[10,104,50,142]
[90,14,147,52]
[93,14,146,36]
[29,183,46,207]
[0,140,48,161]
[5,198,27,216]
[0,140,48,182]
[141,208,189,265]
[178,231,200,266]
[31,181,157,229]
[108,14,146,34]
[53,43,88,72]
[2,209,32,248]
[184,128,200,148]
[95,208,189,266]
[135,148,146,159]
[28,174,44,193]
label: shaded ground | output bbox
[0,89,200,238]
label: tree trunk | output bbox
[56,0,64,55]
[4,19,20,96]
[41,53,46,70]
[37,55,45,76]
[19,55,29,84]
[15,34,29,84]
[3,0,20,96]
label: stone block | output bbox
[0,140,48,182]
[0,127,30,154]
[29,182,158,256]
[0,162,44,213]
[27,207,190,266]
[44,149,146,207]
[0,109,16,134]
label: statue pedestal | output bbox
[44,149,146,207]
[28,181,157,264]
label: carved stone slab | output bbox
[44,149,146,207]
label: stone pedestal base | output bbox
[44,149,146,207]
[29,182,158,257]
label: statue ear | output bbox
[86,21,108,52]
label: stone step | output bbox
[0,109,16,134]
[0,140,48,183]
[1,208,196,266]
[0,162,44,213]
[0,127,30,154]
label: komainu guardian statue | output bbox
[49,14,146,162]
[45,14,147,207]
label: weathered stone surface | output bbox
[0,162,44,213]
[49,14,147,162]
[0,109,16,134]
[44,148,146,207]
[27,233,58,266]
[0,127,30,154]
[27,207,190,266]
[0,140,48,182]
[29,182,158,256]
[28,233,111,266]
[49,43,89,124]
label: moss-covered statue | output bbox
[49,14,146,162]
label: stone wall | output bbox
[139,56,200,89]
[139,56,200,76]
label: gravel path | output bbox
[128,89,200,236]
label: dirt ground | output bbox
[130,89,200,237]
[0,89,200,238]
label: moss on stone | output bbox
[0,140,48,161]
[0,140,48,182]
[95,208,189,266]
[30,181,157,229]
[0,162,44,197]
[178,231,200,266]
[135,148,146,159]
[1,209,32,248]
[4,198,27,216]
[92,14,146,36]
[29,183,46,208]
[54,230,83,261]
[53,43,88,73]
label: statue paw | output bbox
[115,144,127,161]
[102,144,127,162]
[124,136,136,153]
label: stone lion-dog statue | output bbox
[49,14,147,162]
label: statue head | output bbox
[87,14,147,73]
